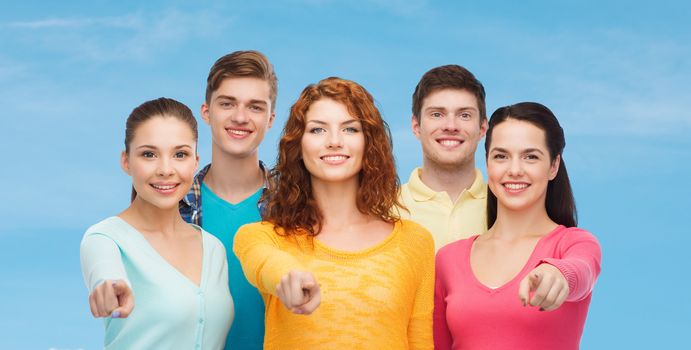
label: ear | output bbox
[268,111,275,129]
[411,115,422,140]
[195,153,200,169]
[549,154,561,180]
[479,118,488,138]
[200,103,211,125]
[120,151,131,175]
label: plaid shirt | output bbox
[179,161,268,226]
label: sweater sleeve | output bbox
[540,228,602,302]
[433,248,453,350]
[233,223,306,295]
[80,233,129,292]
[407,229,435,350]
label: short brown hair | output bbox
[205,50,278,111]
[262,77,401,236]
[411,64,486,122]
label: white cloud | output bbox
[2,10,231,62]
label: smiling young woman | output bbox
[234,77,435,350]
[80,98,233,349]
[434,102,602,350]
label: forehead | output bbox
[212,77,271,101]
[130,116,196,146]
[305,98,358,122]
[490,119,547,150]
[422,88,479,110]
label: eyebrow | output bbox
[424,106,478,112]
[490,147,546,155]
[135,144,194,150]
[306,119,360,126]
[215,95,268,106]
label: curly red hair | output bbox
[262,77,401,236]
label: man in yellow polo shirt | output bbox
[399,65,488,251]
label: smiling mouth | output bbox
[226,128,252,137]
[150,183,179,193]
[437,139,463,147]
[321,155,349,164]
[503,183,529,191]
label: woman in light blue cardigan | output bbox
[80,98,233,349]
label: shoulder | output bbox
[437,237,474,263]
[397,219,435,253]
[552,226,599,245]
[237,221,279,235]
[83,216,127,241]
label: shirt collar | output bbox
[407,167,486,201]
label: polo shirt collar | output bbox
[407,167,486,201]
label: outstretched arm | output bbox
[234,224,320,314]
[80,234,134,318]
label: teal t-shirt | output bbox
[201,182,264,350]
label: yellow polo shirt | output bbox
[398,168,487,251]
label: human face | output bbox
[301,98,365,187]
[201,77,275,158]
[412,88,487,170]
[486,119,559,213]
[121,117,199,210]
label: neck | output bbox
[204,146,264,203]
[420,158,477,202]
[120,198,186,237]
[311,178,369,230]
[486,202,556,241]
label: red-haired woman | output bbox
[234,77,434,350]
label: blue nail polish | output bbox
[112,311,121,318]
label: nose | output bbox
[231,106,249,124]
[156,157,175,177]
[442,115,459,132]
[326,130,343,149]
[508,158,524,177]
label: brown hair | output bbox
[205,50,278,111]
[262,77,401,236]
[411,64,486,123]
[125,97,198,201]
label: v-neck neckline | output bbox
[113,216,206,289]
[466,225,563,293]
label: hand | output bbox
[518,263,569,311]
[88,279,135,318]
[275,270,321,315]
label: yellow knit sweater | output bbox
[234,219,434,350]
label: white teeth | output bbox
[152,184,176,190]
[504,183,528,190]
[439,140,461,146]
[228,129,250,135]
[322,155,347,162]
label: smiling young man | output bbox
[399,65,488,251]
[179,50,276,350]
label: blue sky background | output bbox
[1,1,689,349]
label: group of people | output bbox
[80,50,602,350]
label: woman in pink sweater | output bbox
[434,102,601,350]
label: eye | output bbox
[309,127,326,134]
[249,105,265,113]
[142,151,156,158]
[524,154,540,160]
[343,126,360,133]
[219,101,233,108]
[492,153,507,160]
[459,112,472,120]
[430,112,443,118]
[174,151,189,159]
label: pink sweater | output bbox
[434,225,601,350]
